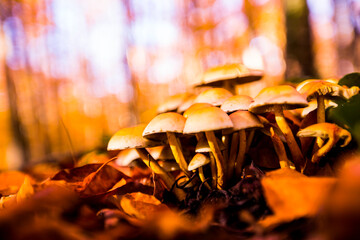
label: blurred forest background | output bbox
[0,0,360,170]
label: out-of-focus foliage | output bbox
[328,72,360,145]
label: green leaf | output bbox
[338,72,360,88]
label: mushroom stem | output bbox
[227,132,239,181]
[166,132,191,177]
[135,148,186,201]
[312,135,338,163]
[270,127,290,168]
[273,105,304,171]
[317,95,326,123]
[205,131,225,189]
[316,95,326,148]
[235,130,247,176]
[199,167,211,190]
[209,153,217,189]
[246,130,255,152]
[223,134,230,158]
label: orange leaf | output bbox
[0,171,29,195]
[16,176,34,203]
[119,192,169,220]
[259,168,336,227]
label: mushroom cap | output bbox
[177,94,197,113]
[157,93,194,113]
[194,88,233,106]
[115,148,140,166]
[296,79,359,101]
[143,112,186,141]
[108,124,162,151]
[249,85,308,114]
[195,135,225,153]
[220,95,254,113]
[196,63,263,87]
[224,110,263,134]
[183,106,233,134]
[188,153,211,171]
[183,103,213,119]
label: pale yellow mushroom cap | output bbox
[177,94,197,113]
[220,95,254,113]
[143,112,186,141]
[157,92,195,113]
[249,85,308,114]
[297,122,351,147]
[115,148,140,166]
[183,106,233,134]
[107,124,162,150]
[194,88,233,106]
[197,63,263,87]
[183,103,213,119]
[224,110,263,134]
[296,79,359,101]
[188,153,211,171]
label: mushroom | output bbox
[195,63,263,94]
[195,134,225,188]
[183,103,213,119]
[224,110,263,178]
[221,95,255,157]
[249,85,308,171]
[107,124,186,201]
[188,153,211,190]
[220,95,254,114]
[143,112,191,177]
[157,92,195,113]
[193,88,233,107]
[296,79,358,123]
[177,94,197,114]
[183,106,233,189]
[297,123,351,163]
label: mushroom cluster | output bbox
[107,64,359,201]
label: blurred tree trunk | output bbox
[4,64,30,166]
[284,0,317,80]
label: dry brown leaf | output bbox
[259,168,336,227]
[51,164,130,197]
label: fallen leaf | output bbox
[259,168,336,227]
[0,171,29,195]
[51,164,130,197]
[16,176,34,203]
[118,192,169,220]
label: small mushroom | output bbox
[157,92,195,113]
[195,63,263,93]
[296,79,358,123]
[107,124,186,201]
[297,123,351,163]
[143,112,191,177]
[220,95,254,113]
[193,88,233,107]
[188,153,211,190]
[249,85,308,171]
[183,106,233,189]
[177,94,197,114]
